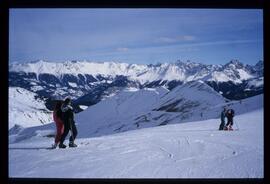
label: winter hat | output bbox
[64,97,71,103]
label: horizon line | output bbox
[9,58,263,66]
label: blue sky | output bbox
[9,9,263,65]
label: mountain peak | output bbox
[255,60,263,68]
[254,60,263,76]
[227,59,244,67]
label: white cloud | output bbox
[157,37,177,43]
[188,39,261,47]
[156,35,196,43]
[117,47,129,52]
[181,35,196,41]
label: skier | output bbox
[219,107,227,130]
[59,97,78,148]
[224,108,235,131]
[51,101,65,149]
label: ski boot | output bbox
[219,125,224,130]
[59,143,67,149]
[51,143,58,149]
[223,126,228,131]
[69,141,78,148]
[228,125,233,131]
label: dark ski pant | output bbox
[219,120,225,130]
[226,118,233,127]
[60,119,78,144]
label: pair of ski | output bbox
[223,127,233,131]
[46,145,78,150]
[223,129,234,131]
[219,128,239,131]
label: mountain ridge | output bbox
[9,59,263,83]
[9,59,263,111]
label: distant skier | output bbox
[59,97,78,148]
[224,108,235,131]
[51,101,64,149]
[219,107,227,130]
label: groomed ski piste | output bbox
[9,93,263,178]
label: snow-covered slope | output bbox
[9,108,263,178]
[9,87,52,129]
[154,80,225,112]
[75,86,170,137]
[246,77,264,89]
[75,81,226,137]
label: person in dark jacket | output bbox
[52,101,65,149]
[219,107,227,130]
[224,108,235,131]
[59,97,78,148]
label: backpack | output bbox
[56,109,63,120]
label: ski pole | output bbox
[234,120,239,131]
[69,118,75,142]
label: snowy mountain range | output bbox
[9,59,263,112]
[9,79,263,137]
[9,78,263,142]
[9,59,263,83]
